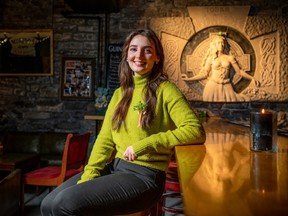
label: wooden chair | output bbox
[22,131,91,210]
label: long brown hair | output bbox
[112,29,168,131]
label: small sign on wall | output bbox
[105,44,122,97]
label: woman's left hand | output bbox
[123,146,137,161]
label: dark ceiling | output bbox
[64,0,119,13]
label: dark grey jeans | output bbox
[40,158,166,216]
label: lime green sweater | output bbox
[78,75,205,183]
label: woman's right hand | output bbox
[123,146,137,161]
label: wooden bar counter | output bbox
[175,117,288,216]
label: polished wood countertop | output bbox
[175,118,288,216]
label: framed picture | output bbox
[0,29,53,76]
[61,57,95,100]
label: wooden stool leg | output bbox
[21,181,25,215]
[116,209,150,216]
[149,203,159,216]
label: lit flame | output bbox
[261,109,265,114]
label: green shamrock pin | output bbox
[133,101,147,127]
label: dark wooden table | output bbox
[84,115,105,134]
[0,153,40,171]
[175,117,288,216]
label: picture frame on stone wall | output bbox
[0,29,53,76]
[61,57,95,100]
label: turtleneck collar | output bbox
[133,74,149,88]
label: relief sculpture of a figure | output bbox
[182,33,260,102]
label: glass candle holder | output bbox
[250,110,277,152]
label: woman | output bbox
[182,34,259,102]
[41,29,205,216]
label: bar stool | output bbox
[157,160,184,215]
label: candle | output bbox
[250,109,277,151]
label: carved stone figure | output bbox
[182,33,259,102]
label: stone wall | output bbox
[0,0,287,148]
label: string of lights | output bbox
[0,34,49,47]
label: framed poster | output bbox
[61,57,95,100]
[0,29,53,76]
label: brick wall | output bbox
[0,0,287,142]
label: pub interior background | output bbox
[0,0,288,155]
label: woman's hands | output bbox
[123,146,137,161]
